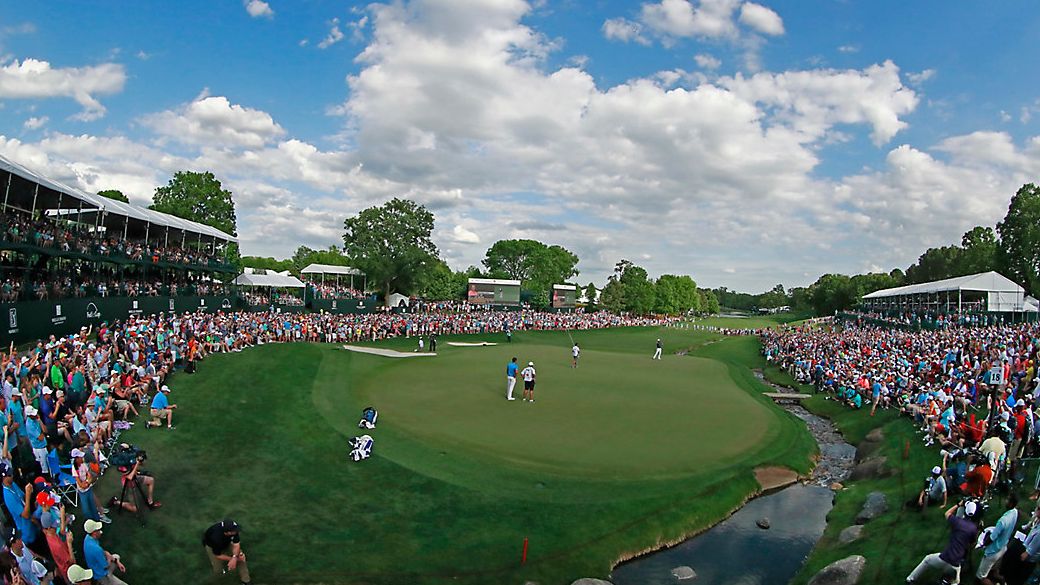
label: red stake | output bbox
[522,537,529,565]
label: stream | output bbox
[611,372,855,585]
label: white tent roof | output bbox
[300,263,363,276]
[388,292,410,306]
[863,271,1024,299]
[0,153,238,243]
[233,271,305,288]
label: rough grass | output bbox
[91,327,815,585]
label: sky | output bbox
[1,0,1039,292]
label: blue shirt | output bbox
[151,392,169,410]
[506,362,518,377]
[83,534,109,577]
[25,417,45,450]
[985,507,1019,556]
[8,401,25,439]
[3,483,38,544]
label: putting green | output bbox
[351,344,772,481]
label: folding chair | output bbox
[46,451,79,507]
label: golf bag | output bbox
[358,406,378,429]
[349,435,374,462]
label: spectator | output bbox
[914,466,947,511]
[906,501,980,583]
[978,493,1020,585]
[82,519,128,585]
[146,386,175,430]
[6,530,52,585]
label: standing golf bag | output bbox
[358,407,378,429]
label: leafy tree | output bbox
[240,256,294,273]
[997,183,1040,295]
[97,189,129,203]
[654,274,699,314]
[616,260,655,314]
[416,259,468,300]
[291,245,354,274]
[808,274,858,315]
[150,171,237,236]
[342,198,438,302]
[583,282,598,311]
[599,279,625,313]
[698,288,720,314]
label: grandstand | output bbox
[861,271,1038,319]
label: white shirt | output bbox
[521,366,536,382]
[572,345,580,357]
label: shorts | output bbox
[150,408,170,419]
[524,381,535,390]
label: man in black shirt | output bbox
[906,501,980,583]
[202,519,250,584]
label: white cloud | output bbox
[0,58,126,121]
[244,0,274,19]
[449,224,481,244]
[602,18,649,45]
[23,116,47,130]
[837,44,859,54]
[640,0,741,39]
[739,2,784,36]
[140,95,286,149]
[318,18,345,49]
[906,68,935,87]
[694,53,721,70]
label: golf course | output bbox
[93,323,815,584]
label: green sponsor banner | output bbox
[310,298,376,314]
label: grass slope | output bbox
[93,327,814,585]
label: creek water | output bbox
[612,374,855,585]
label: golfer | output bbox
[572,343,580,368]
[506,357,518,401]
[521,362,536,402]
[653,339,662,360]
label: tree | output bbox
[698,289,720,314]
[290,245,353,274]
[617,261,655,314]
[97,189,129,203]
[342,198,438,302]
[599,279,626,313]
[416,259,468,300]
[483,239,579,308]
[583,282,598,311]
[240,256,294,273]
[654,274,699,315]
[997,184,1040,295]
[150,171,237,236]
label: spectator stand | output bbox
[301,263,367,301]
[233,269,307,311]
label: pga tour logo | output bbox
[169,299,175,311]
[8,308,16,330]
[220,298,232,309]
[86,303,101,319]
[332,300,338,309]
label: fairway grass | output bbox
[95,327,815,585]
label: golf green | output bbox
[351,345,771,481]
[95,327,815,584]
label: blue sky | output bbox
[1,0,1039,291]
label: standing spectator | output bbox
[6,530,52,585]
[24,407,48,474]
[202,519,251,585]
[906,501,980,583]
[35,491,75,580]
[72,449,109,524]
[82,519,128,585]
[1,463,40,554]
[572,342,580,368]
[505,358,518,401]
[978,494,1020,585]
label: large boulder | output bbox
[807,555,866,585]
[838,525,863,545]
[671,566,697,580]
[855,492,888,524]
[571,580,613,585]
[855,429,885,462]
[849,457,892,481]
[865,428,884,442]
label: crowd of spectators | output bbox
[304,283,365,301]
[0,209,229,269]
[0,304,669,582]
[762,319,1040,584]
[842,309,1011,330]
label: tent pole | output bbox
[2,173,11,212]
[30,184,38,217]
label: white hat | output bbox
[161,385,170,392]
[528,362,533,366]
[41,386,52,395]
[83,519,103,533]
[1016,399,1026,408]
[965,501,978,516]
[1001,411,1011,421]
[24,406,37,417]
[931,466,941,475]
[70,448,85,458]
[10,389,20,397]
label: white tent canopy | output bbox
[862,271,1035,313]
[233,270,305,288]
[300,263,363,276]
[0,153,238,243]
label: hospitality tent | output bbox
[0,153,238,249]
[299,263,366,290]
[233,270,305,288]
[862,271,1036,314]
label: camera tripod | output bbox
[115,473,150,525]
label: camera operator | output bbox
[108,454,161,513]
[914,466,947,511]
[906,501,981,583]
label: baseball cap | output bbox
[24,406,37,417]
[83,519,103,533]
[965,501,978,516]
[1017,399,1026,408]
[35,491,55,507]
[528,362,534,366]
[161,385,170,392]
[10,389,20,397]
[70,449,85,458]
[931,466,942,475]
[67,565,94,583]
[41,386,52,395]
